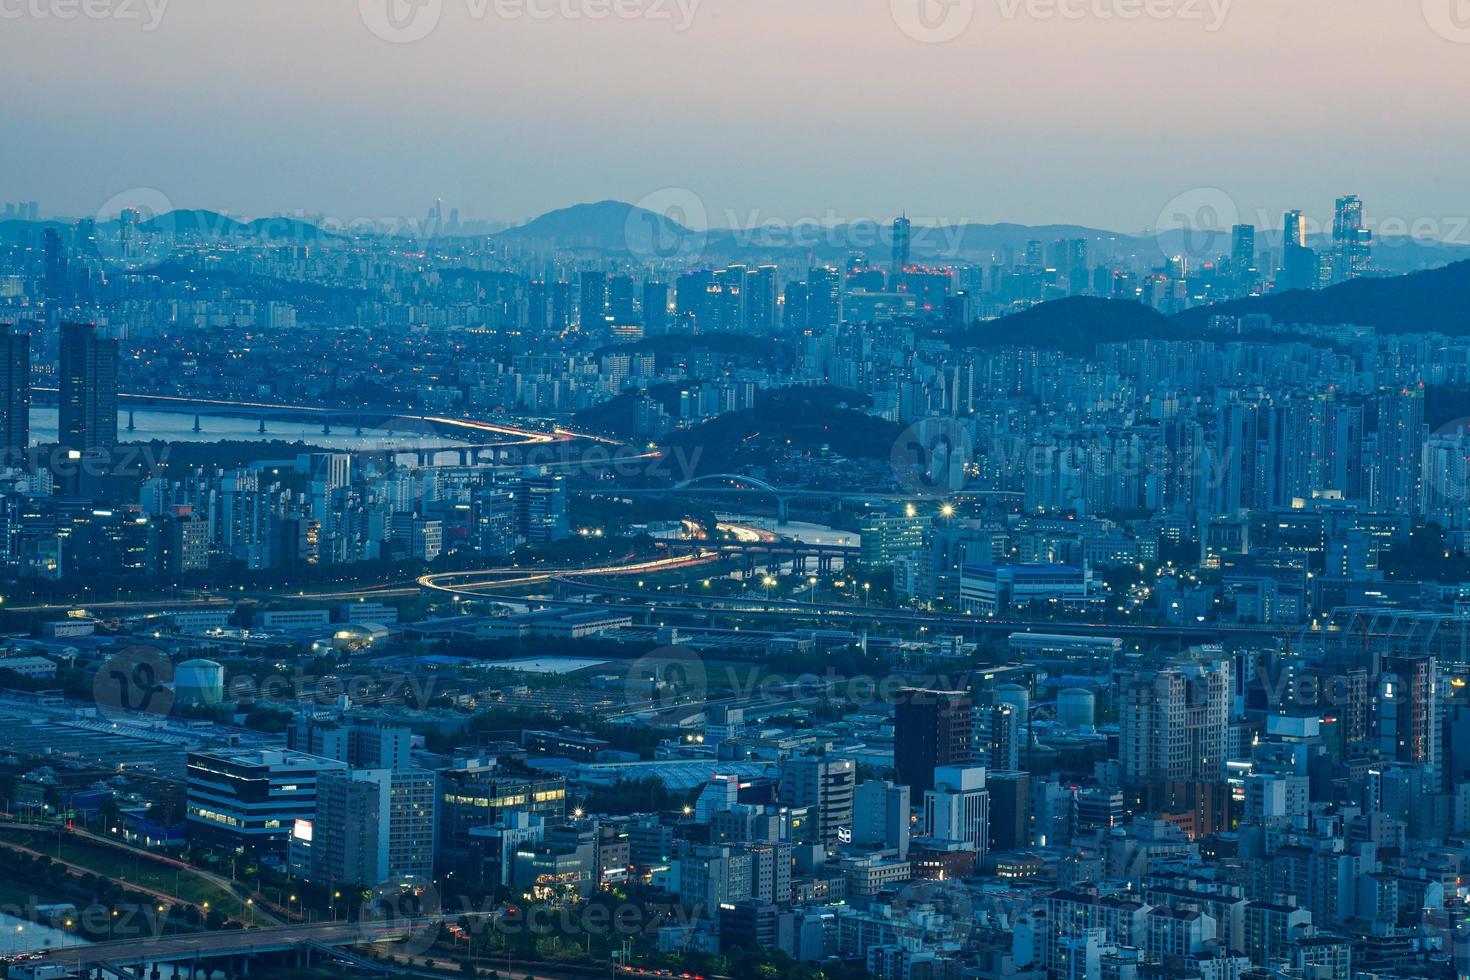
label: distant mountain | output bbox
[497,200,697,254]
[1174,260,1470,335]
[951,297,1189,354]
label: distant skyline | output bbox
[2,0,1467,235]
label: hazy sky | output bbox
[2,0,1467,235]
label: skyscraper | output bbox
[892,214,912,278]
[578,270,607,329]
[43,227,67,306]
[1231,224,1256,293]
[806,267,841,330]
[894,688,975,794]
[642,280,669,334]
[1332,194,1371,282]
[1279,209,1317,292]
[59,322,118,454]
[0,325,29,468]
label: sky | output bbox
[1,0,1467,237]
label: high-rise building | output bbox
[1377,654,1440,788]
[0,324,29,467]
[641,280,669,334]
[922,765,990,870]
[578,270,607,329]
[779,756,854,846]
[1118,658,1231,785]
[894,688,975,794]
[43,227,67,305]
[517,473,568,543]
[892,215,912,278]
[58,322,118,454]
[1331,194,1371,282]
[1231,224,1256,292]
[806,267,842,330]
[1280,209,1316,292]
[294,768,436,887]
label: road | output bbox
[27,918,434,970]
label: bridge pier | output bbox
[192,414,202,434]
[127,409,136,432]
[322,421,332,436]
[258,417,266,435]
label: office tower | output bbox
[892,215,912,278]
[517,473,568,543]
[922,765,990,869]
[1377,654,1440,787]
[894,688,975,794]
[43,227,67,305]
[744,266,779,333]
[1118,659,1231,785]
[435,763,567,877]
[1065,238,1089,295]
[1231,224,1256,290]
[642,280,669,334]
[0,325,29,467]
[675,270,713,332]
[976,702,1020,770]
[1280,209,1316,292]
[296,768,436,887]
[778,756,855,846]
[608,273,636,321]
[185,749,348,855]
[1332,194,1371,282]
[578,270,607,329]
[525,280,549,333]
[549,280,572,330]
[287,718,413,769]
[806,267,842,330]
[986,770,1030,852]
[58,322,118,454]
[852,780,911,857]
[783,281,809,331]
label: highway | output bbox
[26,918,434,971]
